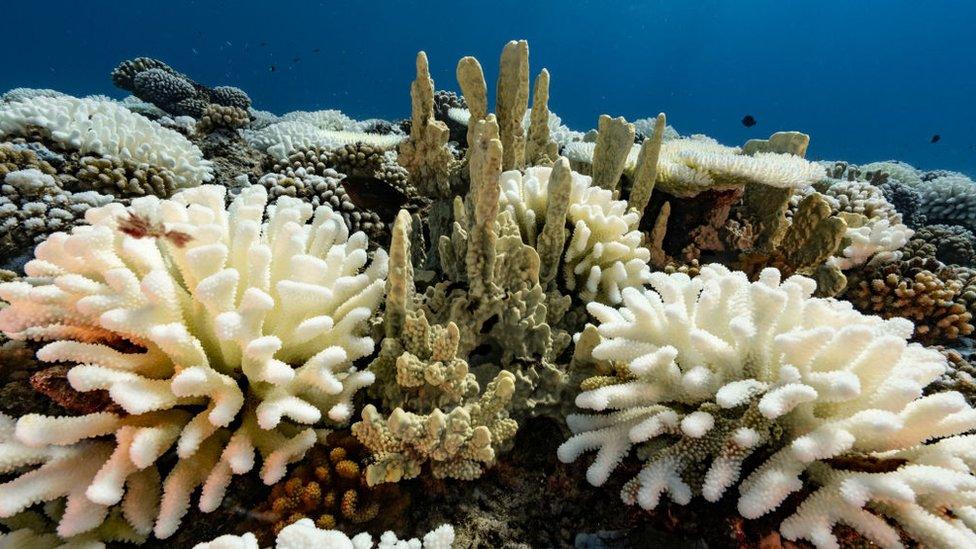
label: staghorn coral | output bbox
[194,519,455,549]
[843,256,974,343]
[0,94,213,189]
[878,177,926,228]
[255,432,408,539]
[559,264,976,548]
[497,162,652,304]
[0,184,388,539]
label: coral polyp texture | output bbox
[194,520,454,549]
[0,184,388,539]
[559,264,976,548]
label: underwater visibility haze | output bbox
[2,1,976,548]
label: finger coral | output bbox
[0,184,388,539]
[559,264,976,548]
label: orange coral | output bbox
[255,431,409,542]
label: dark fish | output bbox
[313,48,320,53]
[260,42,267,47]
[269,65,276,72]
[741,115,756,128]
[341,176,409,222]
[931,134,941,144]
[292,57,301,63]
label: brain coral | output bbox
[0,184,388,539]
[559,264,976,548]
[0,95,212,189]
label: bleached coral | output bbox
[242,121,404,160]
[829,217,914,270]
[563,135,824,197]
[0,184,388,539]
[193,519,455,549]
[0,95,212,188]
[498,164,652,304]
[559,264,976,548]
[277,109,357,131]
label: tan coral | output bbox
[398,52,454,197]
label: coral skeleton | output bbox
[559,264,976,548]
[0,184,388,538]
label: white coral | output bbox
[559,264,976,548]
[242,121,404,160]
[193,519,455,549]
[0,184,388,540]
[563,136,824,197]
[498,165,651,303]
[829,217,914,270]
[0,95,212,188]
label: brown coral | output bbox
[254,431,408,542]
[74,155,181,198]
[0,144,57,178]
[196,104,250,134]
[843,257,974,343]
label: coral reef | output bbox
[559,264,976,548]
[2,39,976,549]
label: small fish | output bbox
[269,65,276,72]
[225,41,232,47]
[192,48,199,55]
[313,48,320,53]
[292,57,301,63]
[118,211,193,248]
[260,42,267,47]
[341,176,409,221]
[931,134,941,144]
[741,115,756,128]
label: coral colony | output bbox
[0,40,975,548]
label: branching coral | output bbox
[73,156,181,199]
[497,163,652,304]
[197,104,251,134]
[257,170,384,239]
[352,210,517,484]
[559,264,976,548]
[843,256,974,343]
[917,173,976,232]
[194,519,455,549]
[0,95,212,189]
[397,52,454,198]
[0,184,388,539]
[243,122,404,161]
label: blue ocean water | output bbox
[4,0,974,175]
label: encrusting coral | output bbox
[559,264,976,548]
[0,184,388,539]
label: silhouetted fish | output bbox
[741,115,756,128]
[269,65,276,72]
[313,48,321,53]
[292,57,301,63]
[340,176,409,222]
[931,134,941,144]
[260,42,267,47]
